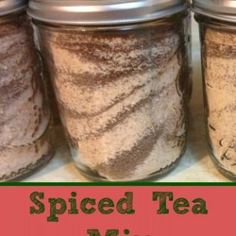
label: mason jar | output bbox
[193,0,236,179]
[0,0,54,181]
[29,0,190,181]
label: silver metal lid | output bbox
[0,0,27,16]
[193,0,236,23]
[28,0,187,25]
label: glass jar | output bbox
[0,0,54,181]
[194,0,236,179]
[29,0,189,181]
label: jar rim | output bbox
[28,0,187,26]
[0,0,27,17]
[193,0,236,23]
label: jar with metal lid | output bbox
[0,0,54,181]
[29,0,190,181]
[193,0,236,179]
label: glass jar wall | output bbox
[32,14,190,181]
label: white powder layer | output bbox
[0,17,52,180]
[42,27,186,180]
[204,28,236,174]
[132,80,185,180]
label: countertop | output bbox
[24,18,230,182]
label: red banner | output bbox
[0,186,234,236]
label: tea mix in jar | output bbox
[194,0,236,179]
[29,0,190,181]
[0,0,54,181]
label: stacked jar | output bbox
[193,0,236,179]
[28,0,191,181]
[0,0,54,181]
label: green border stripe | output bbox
[0,182,235,186]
